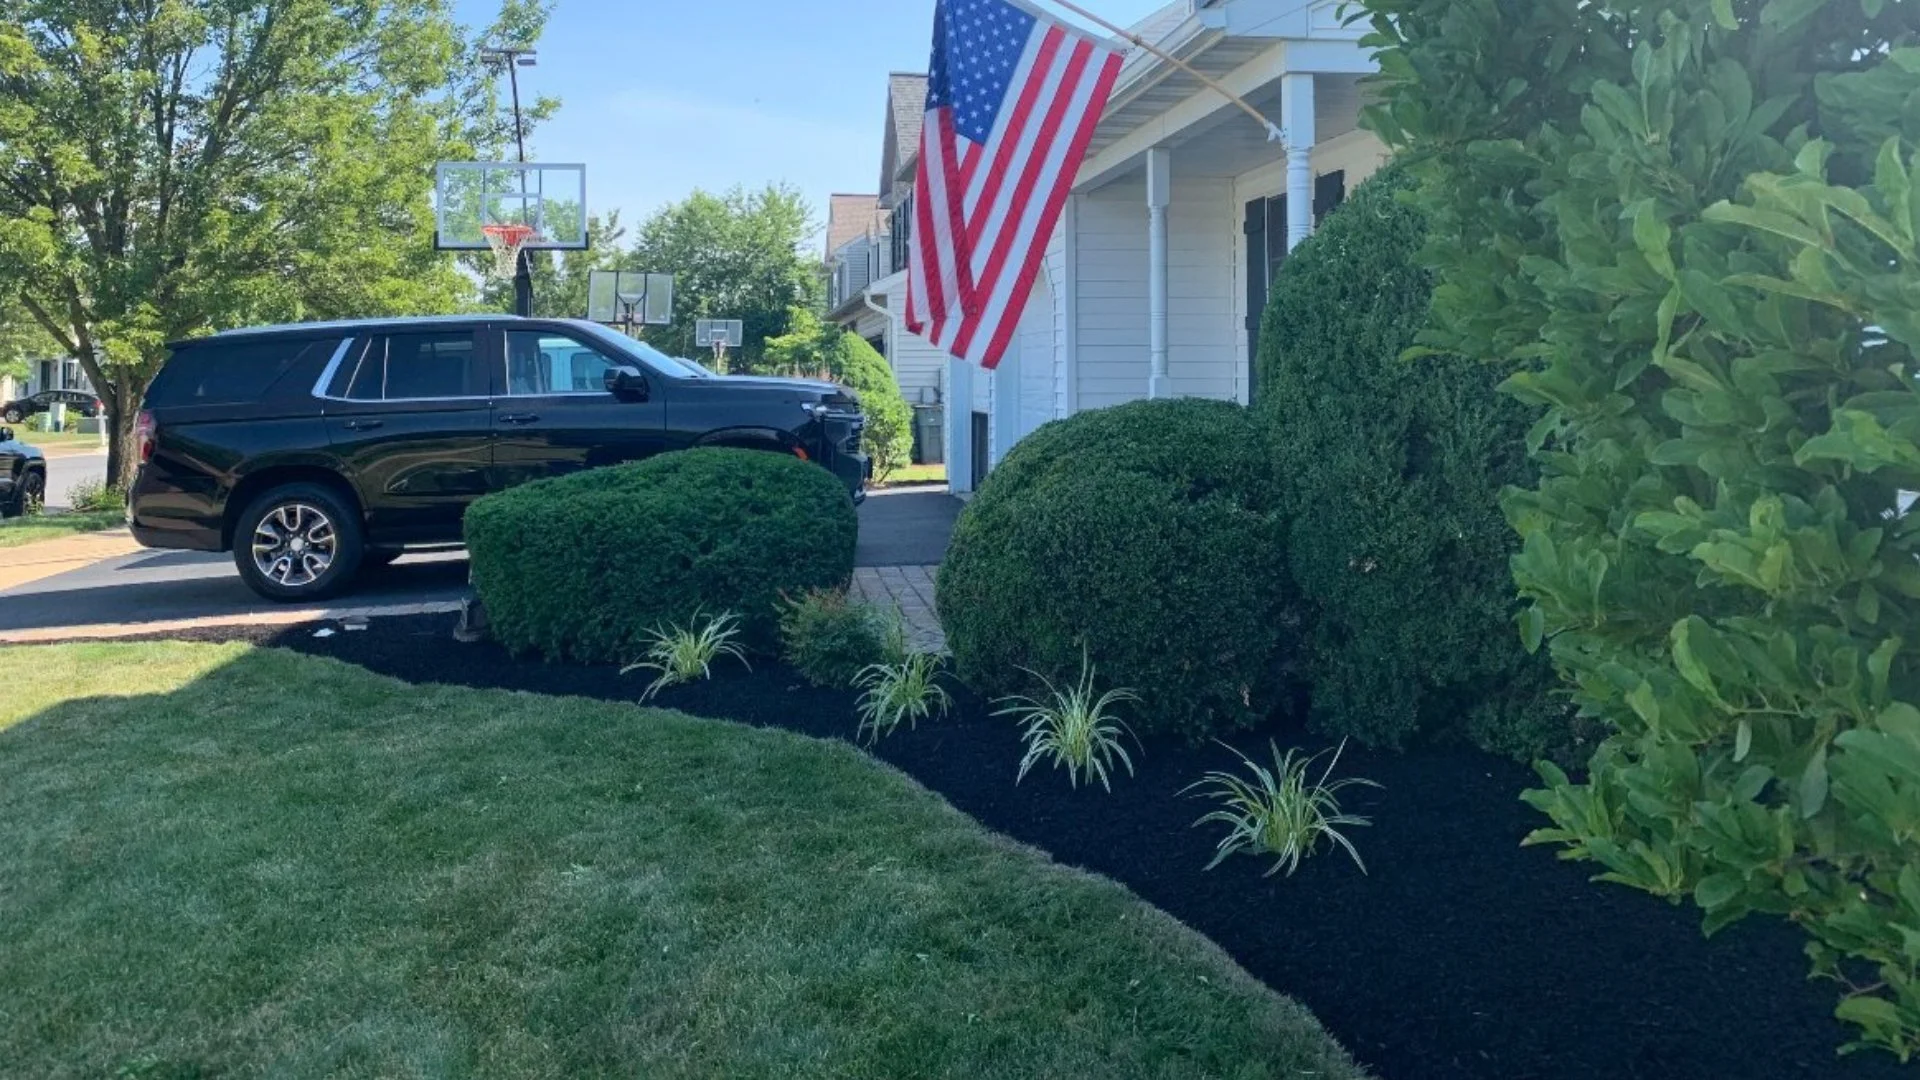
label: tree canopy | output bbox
[0,0,552,482]
[623,184,822,369]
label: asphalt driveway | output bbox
[0,487,963,635]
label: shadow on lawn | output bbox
[196,612,1915,1080]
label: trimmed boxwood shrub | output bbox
[466,448,857,663]
[937,399,1290,742]
[1255,166,1571,763]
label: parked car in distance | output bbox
[1,389,102,425]
[129,316,870,602]
[0,426,47,518]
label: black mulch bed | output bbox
[151,613,1905,1080]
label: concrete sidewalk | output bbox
[0,527,144,592]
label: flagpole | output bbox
[1030,0,1289,144]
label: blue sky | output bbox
[451,0,1169,250]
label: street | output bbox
[41,449,107,509]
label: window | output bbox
[502,330,619,396]
[152,337,341,406]
[334,332,482,401]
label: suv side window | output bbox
[150,337,343,406]
[502,330,618,396]
[333,332,484,401]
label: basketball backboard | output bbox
[695,319,744,348]
[587,270,673,325]
[435,162,588,250]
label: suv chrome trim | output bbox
[310,337,358,399]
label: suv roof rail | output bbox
[169,315,527,349]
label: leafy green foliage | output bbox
[1186,741,1378,878]
[764,308,915,479]
[63,477,123,514]
[996,651,1140,793]
[624,185,822,368]
[938,399,1291,742]
[854,652,952,745]
[621,610,750,701]
[1257,167,1571,761]
[0,0,547,486]
[778,588,901,689]
[466,449,857,663]
[1361,0,1920,1057]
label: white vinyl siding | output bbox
[874,272,947,406]
[1070,172,1239,409]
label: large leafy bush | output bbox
[764,308,914,478]
[466,449,857,663]
[937,399,1289,741]
[1363,0,1920,1057]
[1256,167,1569,761]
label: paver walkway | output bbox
[852,565,945,654]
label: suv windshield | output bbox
[565,322,707,380]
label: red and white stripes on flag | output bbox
[904,0,1124,370]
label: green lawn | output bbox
[0,509,125,548]
[13,429,104,450]
[881,462,948,486]
[0,642,1365,1079]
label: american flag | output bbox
[904,0,1124,370]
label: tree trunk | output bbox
[105,383,141,492]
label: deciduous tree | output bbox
[0,0,551,484]
[624,184,822,368]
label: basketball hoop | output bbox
[480,223,538,280]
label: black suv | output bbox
[0,425,47,517]
[130,316,868,602]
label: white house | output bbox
[858,0,1386,491]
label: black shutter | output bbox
[1314,170,1347,225]
[1244,198,1268,398]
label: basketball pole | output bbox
[488,45,538,318]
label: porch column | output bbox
[1282,72,1317,251]
[1145,146,1172,400]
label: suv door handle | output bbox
[497,413,540,425]
[343,419,384,431]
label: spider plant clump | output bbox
[854,651,951,745]
[621,610,751,701]
[996,652,1139,792]
[1186,739,1378,877]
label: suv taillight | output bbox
[134,410,157,464]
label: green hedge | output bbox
[1364,0,1920,1056]
[466,449,858,663]
[937,400,1289,742]
[1255,167,1570,762]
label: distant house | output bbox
[847,0,1386,492]
[823,192,887,354]
[826,73,947,414]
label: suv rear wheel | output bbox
[233,483,363,602]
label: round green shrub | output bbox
[466,448,858,663]
[1255,166,1569,761]
[937,400,1289,742]
[778,588,900,688]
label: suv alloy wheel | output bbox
[232,482,364,602]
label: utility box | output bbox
[912,405,944,465]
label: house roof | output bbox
[881,73,928,198]
[825,193,882,259]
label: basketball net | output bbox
[480,223,538,281]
